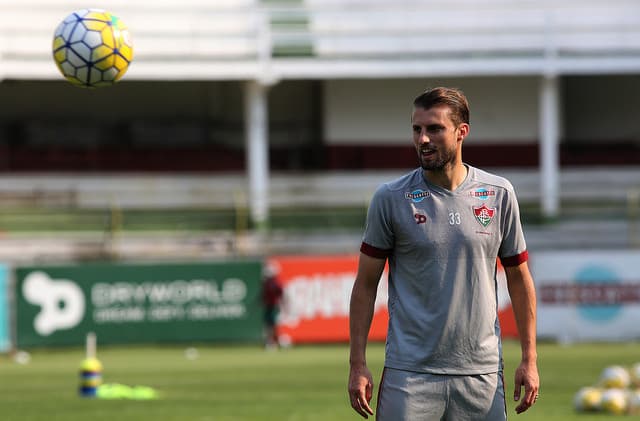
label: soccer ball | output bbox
[573,386,602,412]
[600,388,628,415]
[630,362,640,387]
[52,9,133,88]
[599,365,631,389]
[628,390,640,415]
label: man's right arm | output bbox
[348,252,386,419]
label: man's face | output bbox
[411,105,466,171]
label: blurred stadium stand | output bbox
[0,168,637,209]
[2,0,640,79]
[0,0,639,261]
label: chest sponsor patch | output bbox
[414,212,427,224]
[404,189,430,203]
[473,204,496,227]
[470,188,496,200]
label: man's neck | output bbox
[423,162,468,191]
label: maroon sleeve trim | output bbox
[360,242,392,259]
[500,250,529,267]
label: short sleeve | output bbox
[361,184,394,256]
[498,184,528,266]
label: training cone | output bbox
[79,357,103,397]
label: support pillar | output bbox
[244,80,269,230]
[539,75,561,219]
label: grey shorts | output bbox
[376,367,507,421]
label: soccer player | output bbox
[262,261,284,349]
[348,87,539,419]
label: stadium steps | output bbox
[0,167,637,210]
[0,167,637,263]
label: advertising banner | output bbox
[15,261,263,347]
[0,265,9,352]
[273,255,388,344]
[273,255,517,344]
[496,260,519,338]
[531,250,640,342]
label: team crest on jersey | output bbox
[473,204,496,227]
[405,189,431,203]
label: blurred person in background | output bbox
[262,261,284,349]
[348,87,539,419]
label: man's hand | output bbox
[513,359,540,414]
[348,363,375,418]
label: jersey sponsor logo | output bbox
[414,212,427,224]
[405,189,430,203]
[473,204,496,227]
[470,188,496,200]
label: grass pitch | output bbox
[1,340,638,420]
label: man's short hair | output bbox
[413,87,470,127]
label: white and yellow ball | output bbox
[573,386,603,412]
[599,365,631,389]
[52,9,133,88]
[600,388,628,415]
[627,390,640,415]
[629,362,640,387]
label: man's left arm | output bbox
[505,261,539,414]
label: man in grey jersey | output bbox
[348,87,539,420]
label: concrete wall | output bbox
[564,75,640,143]
[323,75,640,147]
[1,75,639,151]
[323,77,541,145]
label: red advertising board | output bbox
[272,255,388,344]
[496,259,519,338]
[272,255,517,344]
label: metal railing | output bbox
[629,188,640,248]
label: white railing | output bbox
[629,188,640,248]
[0,168,638,209]
[0,0,639,81]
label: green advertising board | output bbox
[0,265,9,352]
[15,261,263,348]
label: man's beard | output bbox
[418,147,456,171]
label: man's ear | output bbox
[458,123,470,142]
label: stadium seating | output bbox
[0,0,639,79]
[303,0,640,57]
[0,167,637,209]
[0,0,264,80]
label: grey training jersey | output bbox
[361,165,528,375]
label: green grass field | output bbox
[1,340,638,421]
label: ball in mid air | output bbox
[52,9,133,88]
